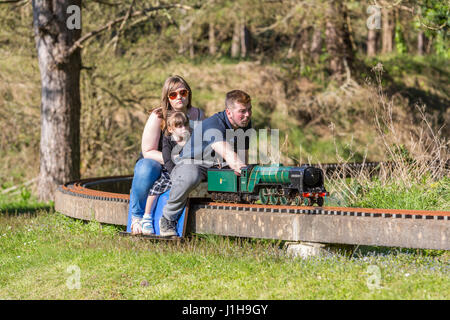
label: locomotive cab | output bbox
[240,167,248,192]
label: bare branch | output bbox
[254,4,303,35]
[91,0,123,6]
[111,0,136,52]
[60,3,194,64]
[374,0,447,31]
[419,20,447,31]
[0,0,27,4]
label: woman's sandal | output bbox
[131,217,142,235]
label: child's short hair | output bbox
[164,111,189,136]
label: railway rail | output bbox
[55,166,450,250]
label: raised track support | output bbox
[55,177,450,251]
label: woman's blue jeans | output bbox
[128,158,162,219]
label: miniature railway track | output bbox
[195,202,450,220]
[59,177,450,221]
[55,161,450,250]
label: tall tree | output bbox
[310,25,323,62]
[367,28,378,57]
[240,22,251,58]
[381,6,395,53]
[32,0,82,201]
[208,23,216,55]
[324,0,354,76]
[417,6,425,55]
[7,0,195,201]
[231,20,240,58]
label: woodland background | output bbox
[0,0,448,199]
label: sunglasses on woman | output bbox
[168,89,189,100]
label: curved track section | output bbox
[55,167,450,250]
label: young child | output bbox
[134,111,190,235]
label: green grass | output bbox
[0,190,52,213]
[351,176,450,211]
[0,207,448,300]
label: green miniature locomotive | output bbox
[207,164,328,206]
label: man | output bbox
[159,90,253,236]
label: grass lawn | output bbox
[0,206,448,300]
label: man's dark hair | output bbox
[225,90,251,109]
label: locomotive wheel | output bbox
[317,197,324,207]
[279,196,289,206]
[304,197,313,206]
[259,188,269,205]
[269,195,279,205]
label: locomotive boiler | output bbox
[207,164,328,206]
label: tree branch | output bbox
[91,0,123,6]
[0,0,28,4]
[60,3,193,63]
[112,0,135,52]
[0,0,22,3]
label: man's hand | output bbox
[211,141,246,175]
[232,165,247,176]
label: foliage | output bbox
[0,0,448,189]
[417,0,449,58]
[395,23,407,55]
[0,189,52,213]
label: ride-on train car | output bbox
[207,164,328,206]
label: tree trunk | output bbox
[32,0,82,201]
[367,28,377,56]
[178,22,188,54]
[298,26,310,73]
[208,23,216,55]
[240,24,251,58]
[188,33,194,59]
[426,35,433,54]
[310,25,322,62]
[417,7,425,56]
[324,0,354,76]
[417,30,424,55]
[381,7,394,53]
[231,21,240,58]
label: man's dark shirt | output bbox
[181,110,253,165]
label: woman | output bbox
[128,75,205,235]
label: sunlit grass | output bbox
[0,207,448,300]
